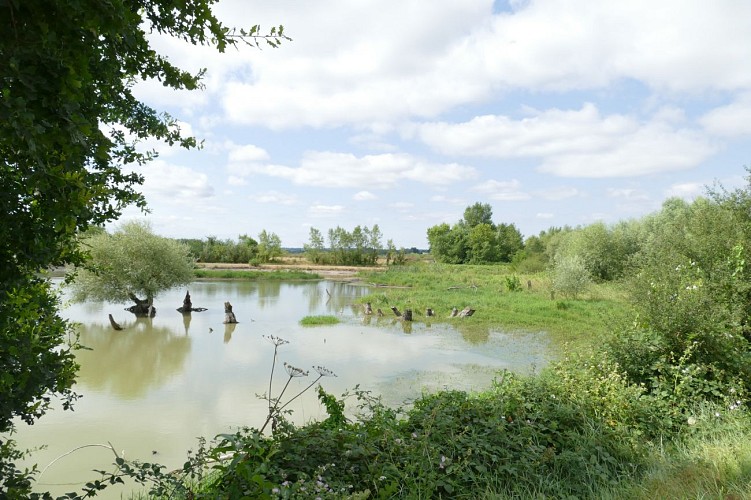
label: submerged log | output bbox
[223,301,238,324]
[108,314,123,331]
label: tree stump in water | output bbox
[376,308,384,317]
[126,293,155,317]
[402,309,413,321]
[177,290,208,313]
[223,301,238,324]
[363,302,373,315]
[449,307,459,318]
[390,306,401,317]
[425,308,435,317]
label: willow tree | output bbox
[0,0,287,493]
[71,222,195,315]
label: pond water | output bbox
[14,279,549,498]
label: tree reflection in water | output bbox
[75,317,191,399]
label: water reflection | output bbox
[76,319,191,399]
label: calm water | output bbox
[14,279,549,498]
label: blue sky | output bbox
[118,0,751,248]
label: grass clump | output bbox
[299,315,340,326]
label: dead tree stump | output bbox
[390,306,401,317]
[364,302,373,315]
[376,308,384,317]
[402,309,413,321]
[177,290,208,313]
[449,307,459,318]
[223,301,238,324]
[126,293,156,317]
[425,308,435,317]
[458,306,476,318]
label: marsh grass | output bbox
[299,315,340,326]
[193,269,321,280]
[358,262,632,348]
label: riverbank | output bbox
[195,261,385,281]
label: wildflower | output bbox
[284,362,309,377]
[687,416,697,425]
[439,455,447,469]
[272,488,280,494]
[264,335,289,346]
[314,365,337,377]
[411,432,418,438]
[379,475,386,481]
[395,438,402,444]
[715,412,721,418]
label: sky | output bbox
[118,0,751,249]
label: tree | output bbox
[551,254,592,300]
[304,227,326,264]
[70,221,195,315]
[257,230,283,263]
[463,202,494,228]
[1,2,287,488]
[467,223,500,263]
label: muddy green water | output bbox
[13,280,549,498]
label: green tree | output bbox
[467,223,500,263]
[70,221,194,315]
[304,227,326,264]
[463,202,494,228]
[496,222,524,262]
[257,230,283,263]
[0,1,287,489]
[551,254,592,299]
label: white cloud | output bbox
[228,144,271,163]
[472,179,530,201]
[308,204,345,217]
[607,188,649,201]
[537,186,582,201]
[353,191,378,201]
[536,212,554,219]
[238,152,477,189]
[251,191,299,205]
[227,176,247,186]
[700,93,751,137]
[414,104,715,178]
[137,160,214,201]
[665,182,704,199]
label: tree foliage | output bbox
[257,230,283,263]
[305,225,383,266]
[427,203,523,264]
[1,1,287,489]
[71,221,194,305]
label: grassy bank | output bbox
[356,262,631,349]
